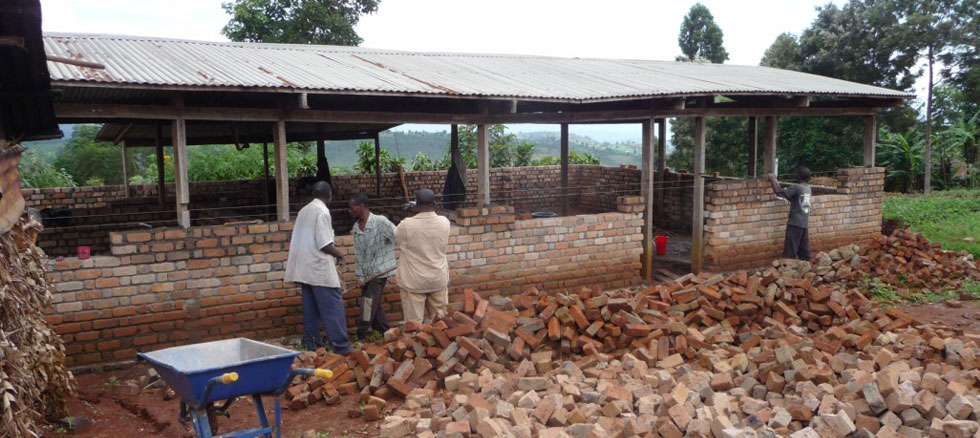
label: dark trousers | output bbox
[300,283,352,354]
[782,225,811,260]
[357,277,391,339]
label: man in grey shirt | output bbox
[768,167,812,260]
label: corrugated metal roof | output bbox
[43,32,913,103]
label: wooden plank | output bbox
[374,134,382,197]
[53,103,882,125]
[692,116,706,274]
[763,116,777,177]
[477,124,490,210]
[155,124,165,205]
[121,140,130,198]
[864,115,877,167]
[560,123,569,216]
[172,118,190,228]
[273,120,290,222]
[640,118,655,283]
[656,119,667,228]
[747,116,758,178]
[112,123,134,144]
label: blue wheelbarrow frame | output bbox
[138,338,331,438]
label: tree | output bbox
[355,141,404,174]
[677,3,729,63]
[221,0,380,46]
[53,125,125,186]
[896,0,980,192]
[670,4,741,173]
[757,1,923,175]
[760,33,801,70]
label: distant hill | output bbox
[323,130,641,168]
[21,124,73,156]
[20,125,642,168]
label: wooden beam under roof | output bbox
[55,102,885,125]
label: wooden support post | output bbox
[864,115,877,167]
[640,118,656,283]
[121,140,130,198]
[692,116,706,274]
[560,123,569,216]
[763,116,777,177]
[477,124,490,210]
[656,119,667,226]
[374,133,382,198]
[263,142,271,218]
[273,120,290,222]
[155,124,165,205]
[748,116,758,178]
[171,118,190,228]
[315,124,330,184]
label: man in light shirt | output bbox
[395,189,451,324]
[284,181,352,354]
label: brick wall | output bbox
[26,165,645,256]
[702,167,884,271]
[45,197,644,367]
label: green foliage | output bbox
[132,143,316,184]
[18,151,76,188]
[776,117,865,174]
[53,125,125,186]
[104,376,120,387]
[221,0,379,46]
[878,128,924,192]
[668,117,750,175]
[882,190,980,257]
[532,151,601,166]
[410,152,438,172]
[355,141,405,174]
[676,3,729,63]
[760,33,800,70]
[864,277,901,302]
[961,281,980,299]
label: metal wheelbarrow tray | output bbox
[138,338,331,438]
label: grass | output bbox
[883,189,980,258]
[103,376,120,387]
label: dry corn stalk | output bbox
[0,214,73,438]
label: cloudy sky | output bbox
[42,0,850,142]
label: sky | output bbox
[41,0,850,143]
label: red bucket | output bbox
[654,235,668,256]
[77,246,91,260]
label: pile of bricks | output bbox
[846,230,979,292]
[282,235,980,437]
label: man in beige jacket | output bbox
[395,189,450,323]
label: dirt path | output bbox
[42,364,389,438]
[902,299,980,335]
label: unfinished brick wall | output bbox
[45,197,644,367]
[26,165,646,256]
[702,167,884,271]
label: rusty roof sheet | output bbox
[43,32,914,102]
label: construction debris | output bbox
[283,230,980,438]
[0,214,74,437]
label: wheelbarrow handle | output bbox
[274,368,332,396]
[195,372,239,409]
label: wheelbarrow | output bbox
[138,338,332,438]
